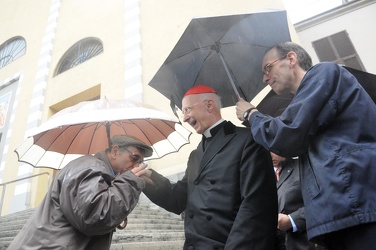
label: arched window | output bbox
[0,37,26,69]
[55,37,103,75]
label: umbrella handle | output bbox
[106,121,111,149]
[219,53,241,101]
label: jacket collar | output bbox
[199,121,236,169]
[203,119,225,138]
[94,151,116,176]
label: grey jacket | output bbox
[8,151,145,250]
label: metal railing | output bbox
[0,172,50,216]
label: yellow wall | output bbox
[0,0,299,215]
[0,0,52,215]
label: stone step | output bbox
[0,218,184,235]
[0,210,180,224]
[0,229,20,238]
[126,223,183,230]
[0,243,9,250]
[0,209,34,223]
[0,237,13,246]
[0,203,185,249]
[128,213,181,220]
[127,217,182,224]
[0,218,184,233]
[0,232,185,249]
[112,231,185,243]
[110,240,184,250]
[131,208,175,215]
[0,225,184,239]
[0,207,177,222]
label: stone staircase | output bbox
[0,203,185,250]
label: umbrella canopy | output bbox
[148,9,291,111]
[15,99,191,170]
[257,91,294,117]
[343,66,376,104]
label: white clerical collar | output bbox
[203,119,225,138]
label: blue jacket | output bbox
[250,62,376,242]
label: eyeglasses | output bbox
[182,100,208,115]
[123,147,143,164]
[262,54,288,76]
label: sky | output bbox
[282,0,346,23]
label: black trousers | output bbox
[320,222,376,250]
[274,229,286,250]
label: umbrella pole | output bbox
[219,53,241,101]
[105,121,111,149]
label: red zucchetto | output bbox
[183,85,217,97]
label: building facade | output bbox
[0,0,298,215]
[295,0,376,73]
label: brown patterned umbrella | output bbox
[15,99,191,169]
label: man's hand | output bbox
[277,213,292,231]
[132,163,154,185]
[236,98,255,121]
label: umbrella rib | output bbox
[35,126,71,154]
[31,126,73,168]
[128,120,154,146]
[196,19,220,44]
[145,119,180,151]
[88,122,107,154]
[166,46,212,63]
[60,123,102,156]
[194,18,270,52]
[128,119,179,158]
[145,119,191,160]
[62,123,94,155]
[221,41,268,48]
[196,17,267,45]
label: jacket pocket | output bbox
[299,155,320,199]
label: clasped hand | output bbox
[132,163,154,185]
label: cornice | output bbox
[294,0,376,32]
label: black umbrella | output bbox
[149,10,291,112]
[257,91,294,117]
[343,66,376,104]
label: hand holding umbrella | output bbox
[236,98,256,121]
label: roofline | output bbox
[294,0,375,32]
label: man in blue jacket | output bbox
[236,42,376,250]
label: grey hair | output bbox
[266,42,313,71]
[199,92,222,109]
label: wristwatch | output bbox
[243,107,257,119]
